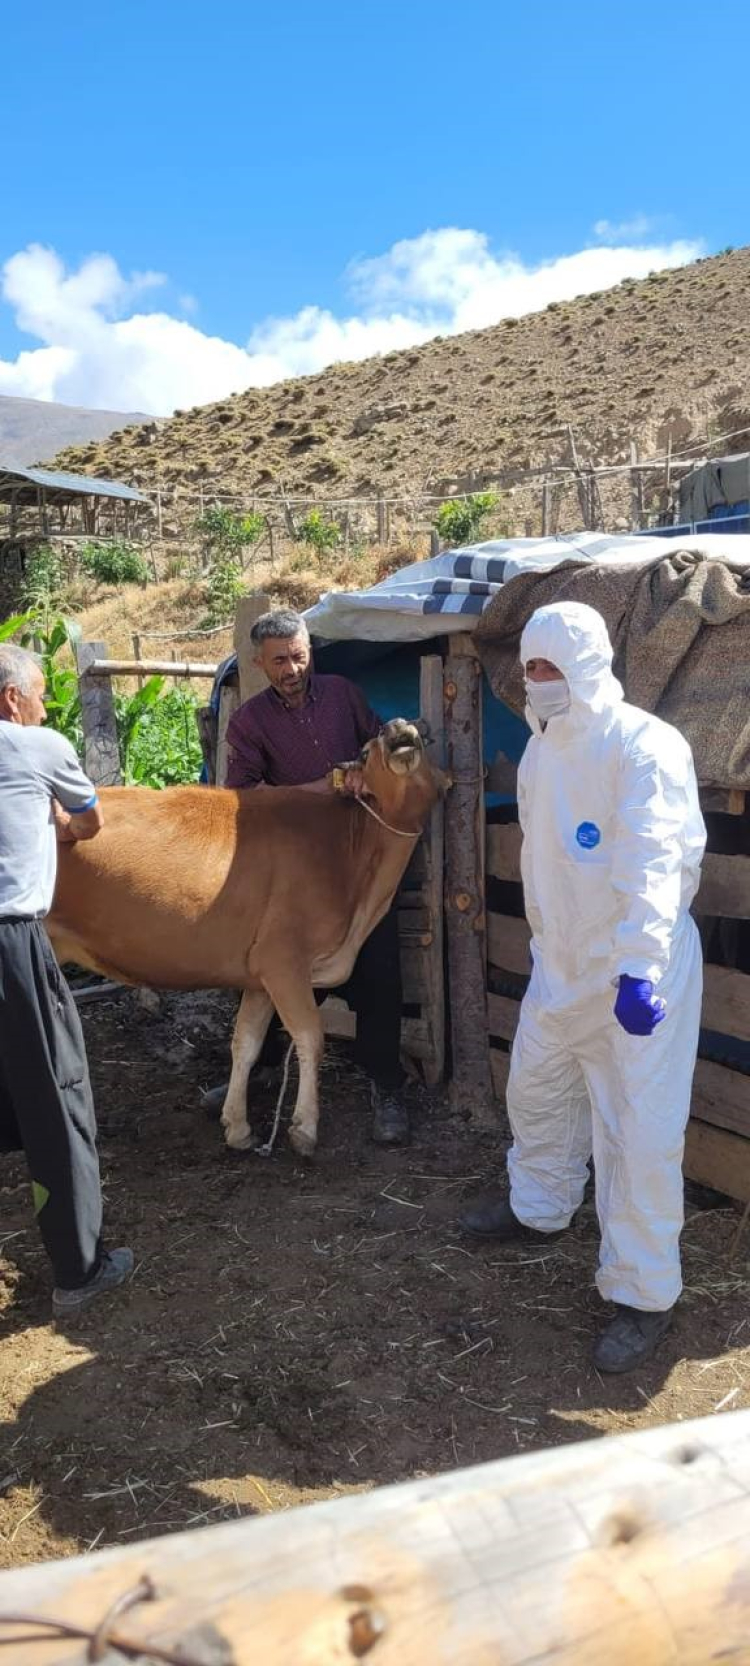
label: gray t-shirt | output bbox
[0,722,98,918]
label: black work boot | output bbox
[370,1085,410,1146]
[202,1082,229,1122]
[460,1191,565,1242]
[201,1069,278,1123]
[593,1304,674,1374]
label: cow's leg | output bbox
[261,969,323,1159]
[221,989,274,1150]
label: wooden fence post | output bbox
[214,593,271,785]
[76,641,122,787]
[234,592,271,703]
[443,634,494,1124]
[418,654,447,1085]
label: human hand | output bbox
[614,974,666,1036]
[51,801,76,843]
[330,764,366,798]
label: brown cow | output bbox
[48,719,444,1157]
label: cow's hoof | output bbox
[289,1126,317,1160]
[223,1126,258,1152]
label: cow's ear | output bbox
[414,717,432,743]
[433,766,453,796]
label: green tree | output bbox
[80,541,150,586]
[434,492,500,547]
[195,507,268,626]
[297,508,341,556]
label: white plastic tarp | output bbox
[305,531,750,643]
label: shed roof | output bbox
[0,462,149,505]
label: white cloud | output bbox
[0,228,703,416]
[593,215,656,241]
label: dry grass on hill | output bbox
[49,247,750,512]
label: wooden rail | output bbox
[86,656,220,679]
[485,819,750,1201]
[2,1409,750,1662]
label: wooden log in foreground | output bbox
[3,1410,750,1662]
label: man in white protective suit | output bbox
[461,601,706,1374]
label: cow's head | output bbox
[356,718,450,831]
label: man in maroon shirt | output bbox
[219,608,409,1146]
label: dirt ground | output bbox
[1,989,749,1571]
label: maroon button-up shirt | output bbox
[225,672,381,788]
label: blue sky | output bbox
[1,0,746,413]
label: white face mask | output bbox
[524,677,571,722]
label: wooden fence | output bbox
[1,1407,750,1661]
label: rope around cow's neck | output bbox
[355,795,420,838]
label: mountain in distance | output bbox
[0,393,154,470]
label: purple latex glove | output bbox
[614,974,667,1036]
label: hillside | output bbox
[50,247,750,508]
[0,393,151,467]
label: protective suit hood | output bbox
[520,602,623,732]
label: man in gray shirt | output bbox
[0,644,132,1317]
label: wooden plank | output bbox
[485,839,750,923]
[234,592,271,703]
[702,965,750,1043]
[403,842,428,882]
[444,634,494,1123]
[216,683,240,786]
[695,853,750,920]
[691,1058,750,1139]
[490,1047,510,1100]
[700,787,746,816]
[76,640,121,787]
[319,997,356,1040]
[487,991,521,1043]
[418,653,446,1085]
[684,1119,750,1203]
[6,1412,750,1664]
[487,912,531,976]
[400,945,430,1004]
[88,657,218,679]
[486,820,523,881]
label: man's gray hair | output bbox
[250,608,309,646]
[0,644,40,695]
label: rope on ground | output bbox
[254,1040,295,1158]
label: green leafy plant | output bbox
[0,611,35,642]
[80,540,150,586]
[297,508,341,555]
[37,617,83,748]
[434,491,499,547]
[195,506,267,559]
[115,681,202,786]
[202,559,245,626]
[195,507,267,626]
[22,544,65,612]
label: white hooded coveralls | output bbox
[507,602,706,1311]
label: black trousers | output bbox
[260,905,405,1090]
[0,921,103,1289]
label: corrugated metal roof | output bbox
[0,462,150,503]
